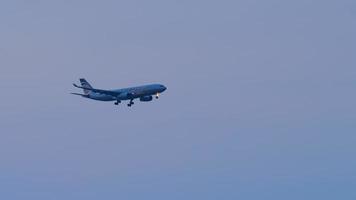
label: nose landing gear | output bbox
[155,93,160,99]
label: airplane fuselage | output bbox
[88,84,166,101]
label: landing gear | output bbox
[127,99,134,107]
[114,100,121,105]
[156,93,160,99]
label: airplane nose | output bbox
[159,85,166,92]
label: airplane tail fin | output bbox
[79,78,93,95]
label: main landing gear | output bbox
[114,99,135,107]
[127,99,134,107]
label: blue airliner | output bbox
[71,79,167,107]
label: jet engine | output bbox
[140,96,153,102]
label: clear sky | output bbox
[0,0,356,199]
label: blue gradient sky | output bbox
[1,0,356,199]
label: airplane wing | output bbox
[73,84,120,97]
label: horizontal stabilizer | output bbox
[73,83,83,88]
[70,92,88,97]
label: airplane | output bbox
[71,79,167,107]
